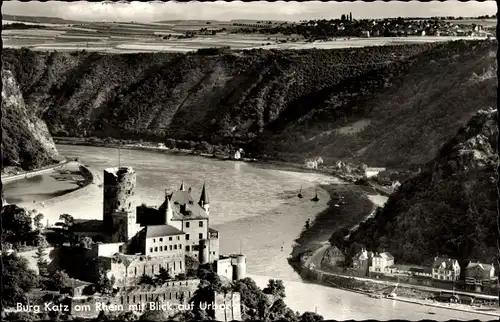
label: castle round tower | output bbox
[198,239,210,265]
[103,167,136,217]
[232,255,246,281]
[103,167,137,240]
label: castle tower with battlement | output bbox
[103,167,140,242]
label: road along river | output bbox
[5,144,493,321]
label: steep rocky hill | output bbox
[340,109,498,267]
[1,40,496,169]
[1,69,59,170]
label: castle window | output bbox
[160,238,163,242]
[160,246,163,251]
[177,236,180,240]
[169,237,172,241]
[180,261,182,270]
[154,247,158,252]
[133,295,136,303]
[186,222,190,228]
[153,239,156,243]
[186,246,190,251]
[186,234,190,240]
[170,293,172,300]
[134,267,137,276]
[150,248,153,253]
[193,245,199,251]
[174,245,177,250]
[212,251,215,255]
[169,245,173,250]
[121,297,124,305]
[199,221,203,227]
[179,244,182,249]
[199,233,203,239]
[174,262,176,270]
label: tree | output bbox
[263,279,286,298]
[33,213,44,231]
[79,236,94,249]
[35,235,49,276]
[97,269,115,295]
[33,213,49,276]
[139,274,156,285]
[42,270,70,291]
[1,204,33,246]
[2,252,39,307]
[154,266,171,284]
[301,311,324,322]
[59,214,74,230]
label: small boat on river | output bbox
[311,190,319,202]
[298,186,303,198]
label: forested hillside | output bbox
[336,109,498,267]
[2,39,496,169]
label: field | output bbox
[444,19,497,27]
[2,18,495,53]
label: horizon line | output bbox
[2,12,497,24]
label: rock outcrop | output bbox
[1,69,59,170]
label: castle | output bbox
[71,166,246,287]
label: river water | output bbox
[5,144,492,320]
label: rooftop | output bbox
[146,224,185,238]
[170,191,209,220]
[466,262,494,271]
[433,256,458,269]
[72,219,104,233]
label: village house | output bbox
[352,248,374,276]
[465,262,496,284]
[364,167,386,178]
[369,252,394,273]
[321,246,346,268]
[432,256,461,282]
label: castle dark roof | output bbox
[170,190,208,220]
[198,183,209,206]
[209,227,218,233]
[145,225,185,238]
[72,220,104,233]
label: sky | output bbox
[2,1,497,23]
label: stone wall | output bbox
[69,280,199,319]
[216,258,233,281]
[213,291,242,321]
[105,254,186,287]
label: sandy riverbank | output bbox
[290,184,377,259]
[24,163,102,226]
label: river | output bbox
[5,144,492,320]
